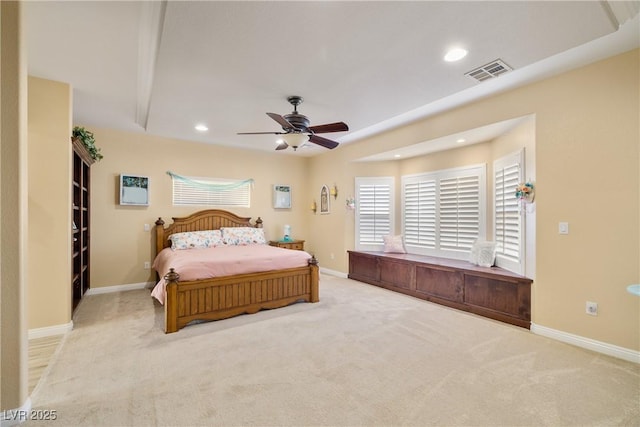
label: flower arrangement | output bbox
[515,181,535,202]
[346,197,356,210]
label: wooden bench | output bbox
[348,250,533,329]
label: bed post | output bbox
[309,256,319,303]
[164,268,179,334]
[155,217,166,255]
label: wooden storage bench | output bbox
[348,250,533,329]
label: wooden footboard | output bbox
[163,261,319,333]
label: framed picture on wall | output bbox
[273,185,292,209]
[120,174,149,206]
[320,185,330,214]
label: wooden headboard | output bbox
[154,209,263,255]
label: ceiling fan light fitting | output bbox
[282,133,308,148]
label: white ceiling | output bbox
[24,1,640,157]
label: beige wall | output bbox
[27,76,72,329]
[1,0,28,411]
[306,49,639,351]
[86,128,310,288]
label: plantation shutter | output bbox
[355,177,394,250]
[401,165,485,259]
[439,175,480,252]
[403,179,436,249]
[173,176,251,207]
[494,150,524,274]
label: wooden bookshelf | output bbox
[72,137,94,311]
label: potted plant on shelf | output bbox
[72,126,103,162]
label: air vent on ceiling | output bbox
[465,59,513,82]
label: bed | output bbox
[153,209,319,333]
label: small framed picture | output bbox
[320,185,330,214]
[120,174,149,206]
[273,185,291,209]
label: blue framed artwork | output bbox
[120,174,149,206]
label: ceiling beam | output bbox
[136,1,167,130]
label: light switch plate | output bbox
[559,222,569,234]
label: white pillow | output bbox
[220,227,266,246]
[383,235,406,253]
[168,230,224,250]
[469,240,497,267]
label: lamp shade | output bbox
[282,133,308,147]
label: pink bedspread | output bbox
[151,244,313,304]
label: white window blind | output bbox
[402,164,485,259]
[172,176,251,207]
[439,175,481,252]
[494,150,524,274]
[403,179,436,249]
[355,177,394,251]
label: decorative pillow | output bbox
[221,227,266,246]
[469,240,497,267]
[383,235,406,253]
[168,230,224,250]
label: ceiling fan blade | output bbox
[275,141,288,150]
[309,134,339,150]
[308,121,349,134]
[267,112,295,130]
[237,131,285,135]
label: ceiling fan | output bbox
[238,96,348,151]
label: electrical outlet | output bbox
[144,261,151,270]
[330,253,335,260]
[586,301,598,316]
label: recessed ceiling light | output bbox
[444,48,468,62]
[394,154,402,158]
[195,124,208,132]
[456,138,466,143]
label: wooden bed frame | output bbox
[154,209,319,333]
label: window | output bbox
[355,177,394,251]
[494,149,524,274]
[402,164,486,260]
[171,174,252,207]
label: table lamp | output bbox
[283,224,292,242]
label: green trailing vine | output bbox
[72,126,103,162]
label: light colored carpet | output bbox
[28,274,639,426]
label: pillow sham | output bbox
[221,227,266,246]
[469,240,497,267]
[168,229,224,250]
[383,234,406,254]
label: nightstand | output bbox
[269,240,305,251]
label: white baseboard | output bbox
[0,397,31,427]
[28,321,73,340]
[85,281,154,296]
[531,323,640,364]
[319,267,348,278]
